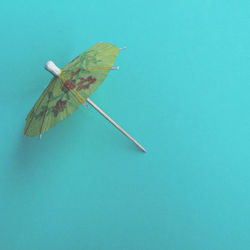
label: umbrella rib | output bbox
[39,78,57,135]
[86,67,111,71]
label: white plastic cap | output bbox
[45,61,61,76]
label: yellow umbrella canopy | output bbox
[24,42,119,137]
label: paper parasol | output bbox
[24,42,146,152]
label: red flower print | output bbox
[52,100,67,117]
[77,76,96,91]
[61,69,80,92]
[62,79,76,93]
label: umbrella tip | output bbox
[45,61,61,76]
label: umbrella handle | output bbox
[86,98,146,152]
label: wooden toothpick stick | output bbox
[86,98,146,152]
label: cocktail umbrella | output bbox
[24,42,146,152]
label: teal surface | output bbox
[1,0,250,249]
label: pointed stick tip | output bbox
[140,146,146,153]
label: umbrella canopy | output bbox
[24,42,119,137]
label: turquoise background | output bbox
[1,0,250,249]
